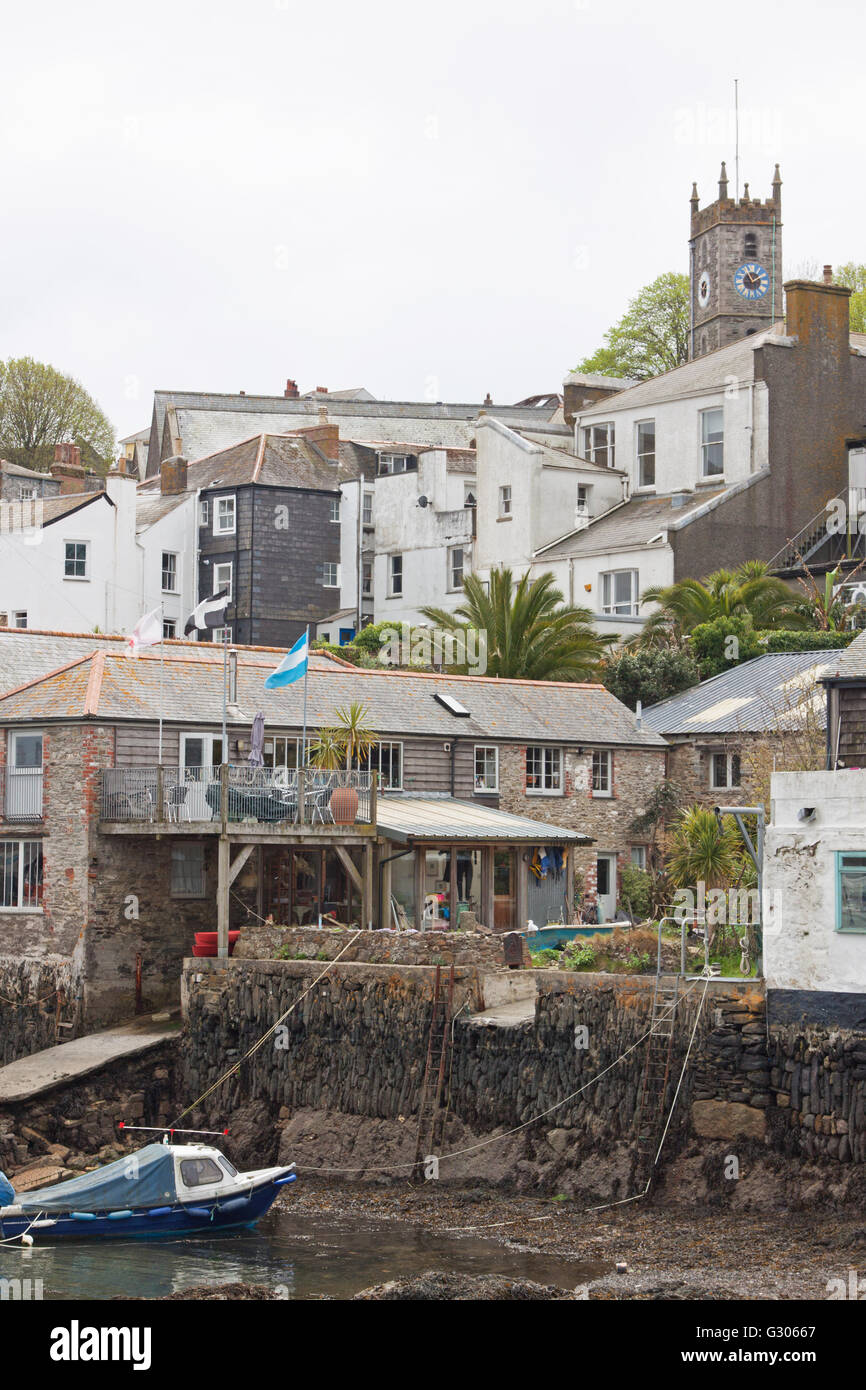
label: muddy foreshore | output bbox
[276,1179,866,1301]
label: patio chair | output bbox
[165,782,190,823]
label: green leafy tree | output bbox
[688,615,764,678]
[666,807,749,952]
[575,272,690,381]
[638,561,807,647]
[834,263,866,334]
[0,356,115,472]
[600,646,698,711]
[420,567,614,681]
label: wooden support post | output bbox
[363,841,374,929]
[482,846,494,931]
[370,770,378,828]
[414,846,425,931]
[565,845,574,923]
[217,836,230,958]
[448,847,457,929]
[380,852,392,930]
[516,847,528,930]
[219,763,228,833]
[335,845,362,893]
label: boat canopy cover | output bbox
[17,1143,178,1214]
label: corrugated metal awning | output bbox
[376,796,591,845]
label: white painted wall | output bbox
[574,381,770,497]
[765,770,866,995]
[136,492,197,634]
[474,418,624,579]
[0,486,143,635]
[534,543,675,640]
[372,449,474,626]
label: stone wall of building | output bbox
[496,743,667,905]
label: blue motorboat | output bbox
[0,1140,296,1243]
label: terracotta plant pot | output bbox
[330,786,359,825]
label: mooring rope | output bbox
[171,929,365,1127]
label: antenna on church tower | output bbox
[734,79,739,202]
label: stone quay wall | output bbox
[179,960,866,1181]
[0,956,82,1065]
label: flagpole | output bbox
[301,625,310,768]
[222,625,229,767]
[158,601,164,764]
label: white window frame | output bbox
[700,407,724,478]
[630,845,647,871]
[211,626,232,645]
[600,569,639,617]
[213,561,233,600]
[213,495,236,536]
[356,742,403,791]
[582,422,615,468]
[0,838,43,912]
[591,749,612,797]
[13,612,27,629]
[329,497,341,523]
[322,561,339,588]
[448,545,465,592]
[464,482,477,508]
[362,561,372,596]
[362,492,373,526]
[171,842,206,899]
[163,619,177,639]
[63,539,89,581]
[498,485,512,518]
[636,419,656,489]
[389,554,403,597]
[710,751,741,790]
[161,551,178,593]
[525,745,563,796]
[474,745,499,794]
[199,499,209,527]
[379,453,412,475]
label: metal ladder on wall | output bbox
[412,964,454,1182]
[633,917,685,1191]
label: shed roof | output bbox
[642,650,842,735]
[376,796,589,844]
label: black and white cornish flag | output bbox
[184,587,230,635]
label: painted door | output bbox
[493,850,515,932]
[596,853,617,923]
[180,733,224,820]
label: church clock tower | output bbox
[689,162,783,359]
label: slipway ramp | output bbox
[0,1014,180,1105]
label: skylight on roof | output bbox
[435,692,471,717]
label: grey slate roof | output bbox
[642,650,843,735]
[377,796,589,844]
[0,630,339,699]
[137,433,346,496]
[577,325,788,417]
[818,631,866,682]
[536,490,725,559]
[0,643,664,748]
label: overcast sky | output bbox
[1,0,863,441]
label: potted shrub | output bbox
[309,703,379,825]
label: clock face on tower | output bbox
[734,262,770,301]
[697,270,711,309]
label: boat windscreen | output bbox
[17,1143,178,1213]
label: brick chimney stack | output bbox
[160,455,188,495]
[50,443,85,494]
[784,271,852,361]
[315,386,328,394]
[284,379,299,398]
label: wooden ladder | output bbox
[633,974,680,1192]
[412,965,455,1182]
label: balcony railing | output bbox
[1,767,44,822]
[100,766,376,828]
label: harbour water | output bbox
[0,1207,605,1300]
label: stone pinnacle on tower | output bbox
[718,161,729,200]
[771,163,782,209]
[690,181,699,212]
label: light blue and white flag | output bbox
[265,630,309,689]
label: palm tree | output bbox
[666,807,749,954]
[333,702,378,770]
[308,728,345,771]
[420,568,614,681]
[637,561,808,647]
